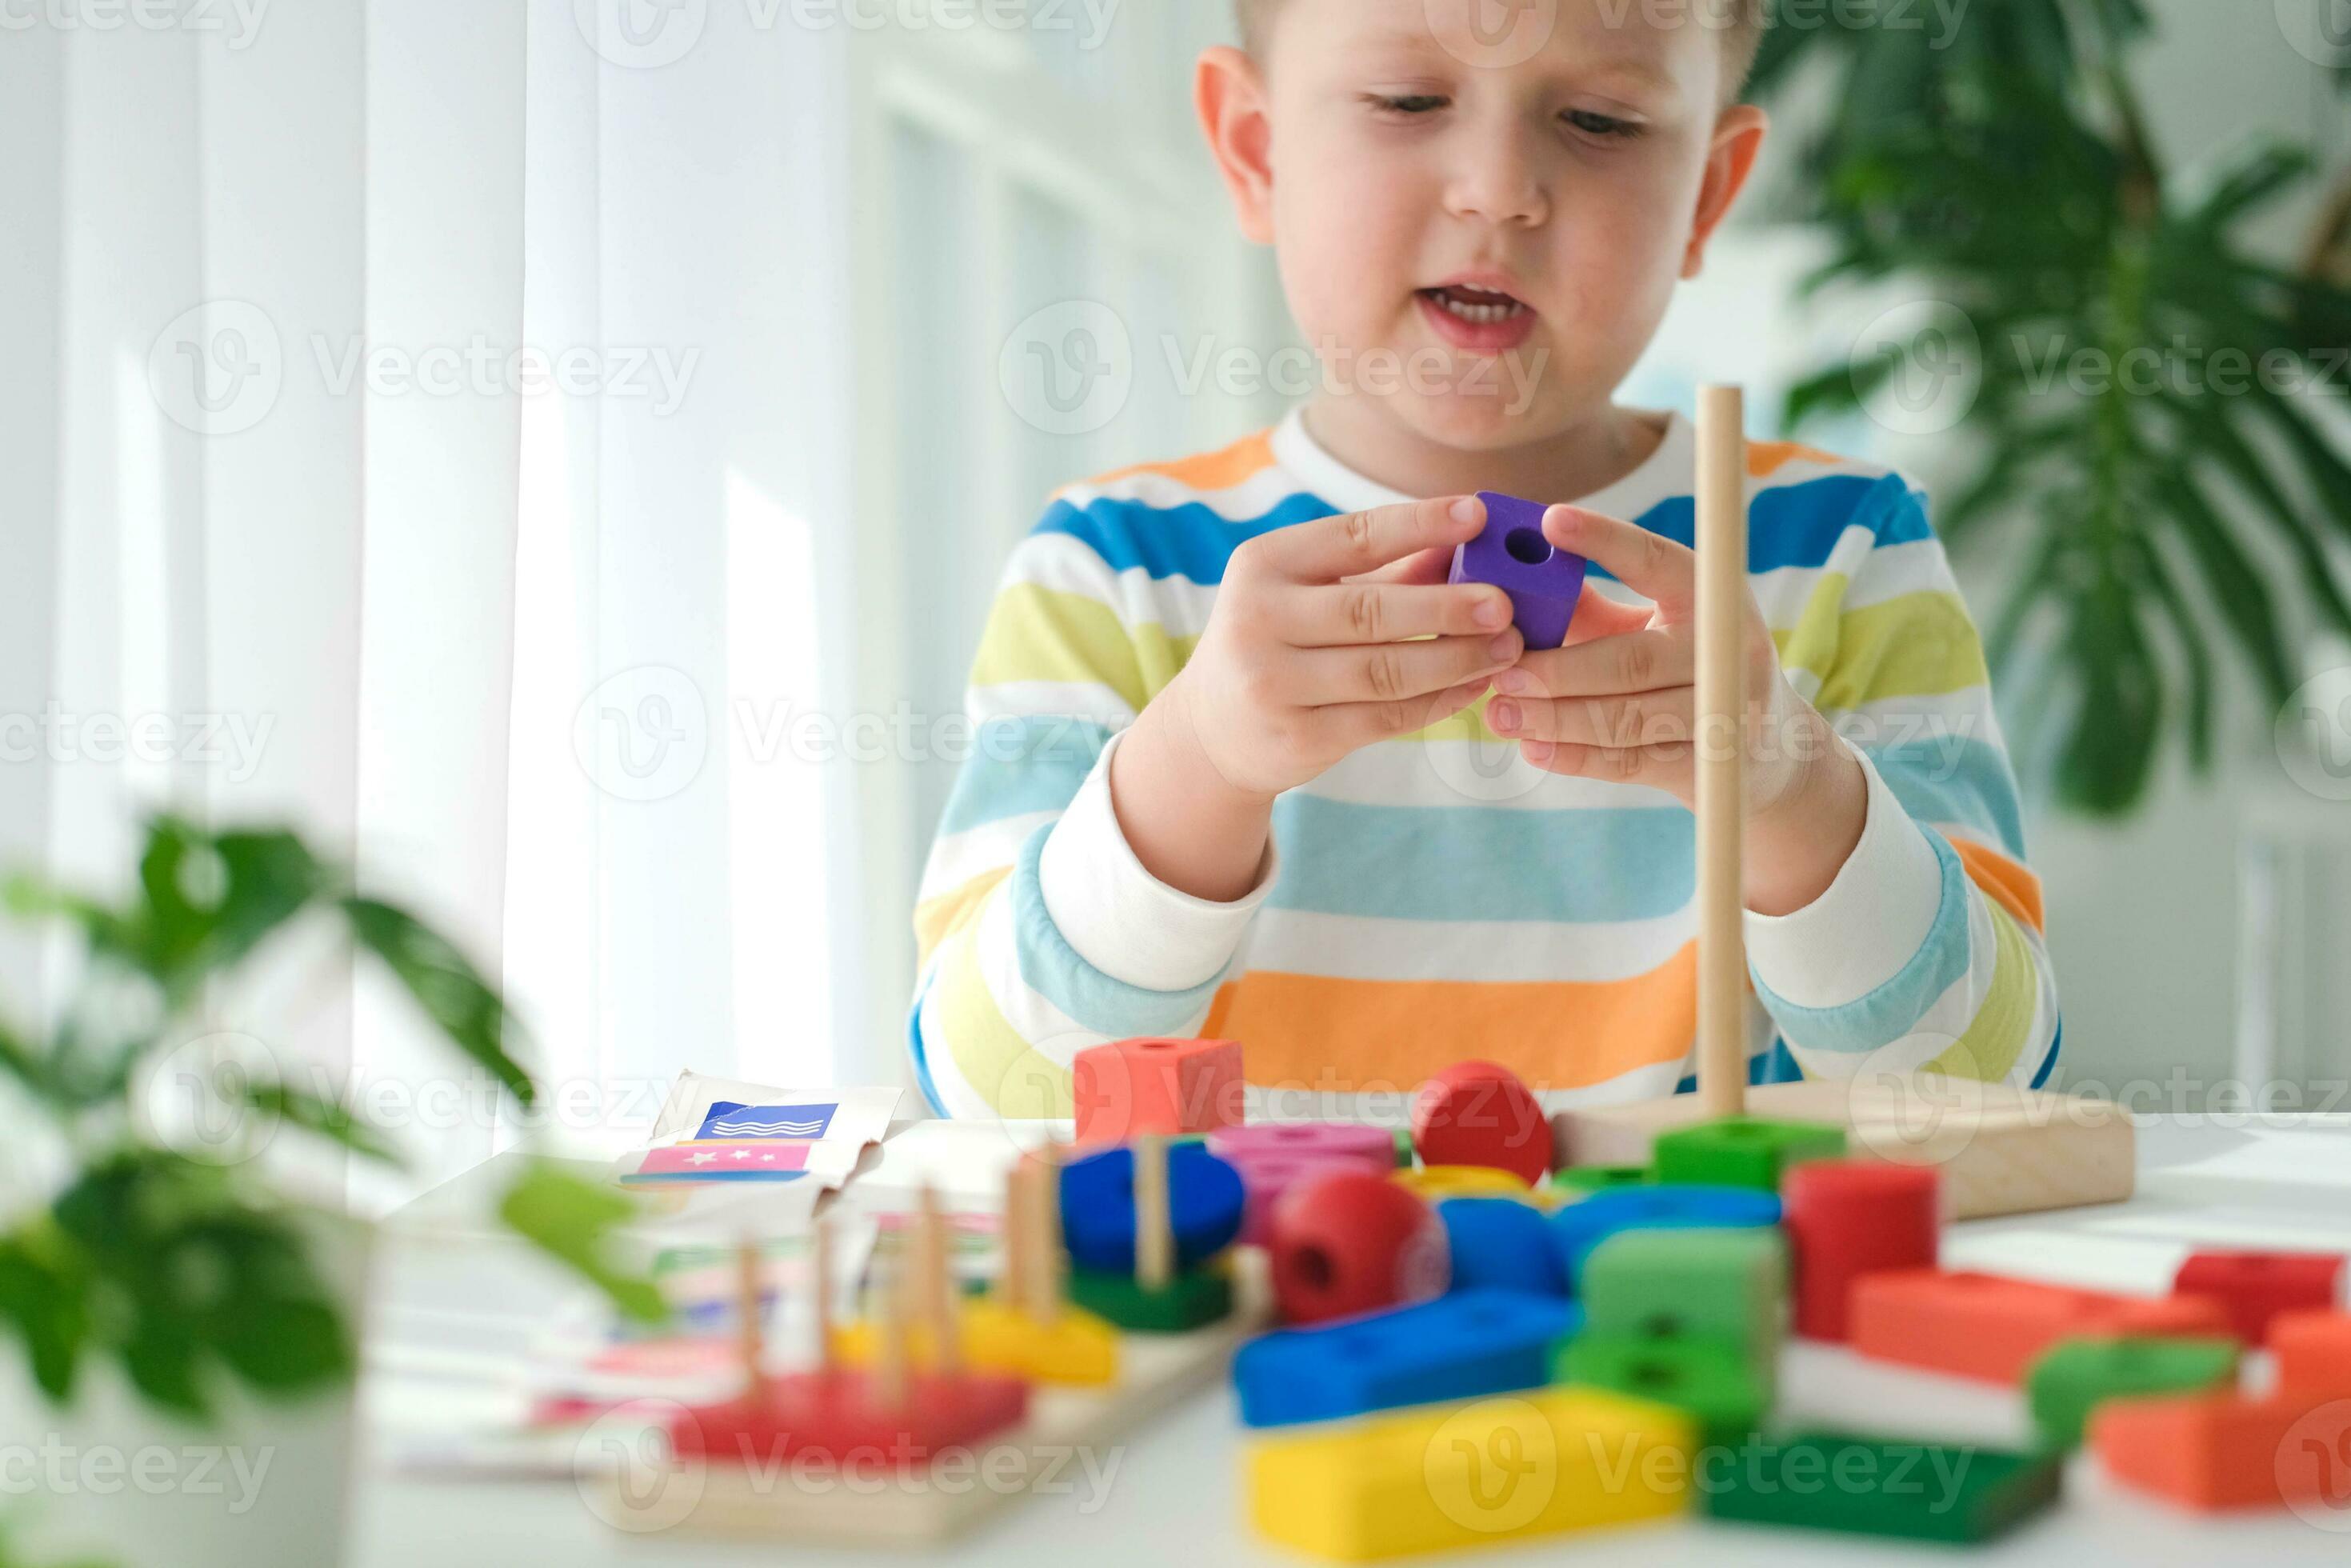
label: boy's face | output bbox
[1210,0,1762,450]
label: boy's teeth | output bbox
[1429,288,1525,325]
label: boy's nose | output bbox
[1443,135,1548,229]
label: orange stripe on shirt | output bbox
[1747,439,1844,478]
[1948,838,2046,934]
[1065,430,1277,498]
[1205,943,1697,1094]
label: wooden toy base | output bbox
[1551,1076,2135,1221]
[611,1250,1273,1546]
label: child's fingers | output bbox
[1506,628,1692,698]
[1561,579,1653,644]
[1310,681,1490,751]
[1516,738,1681,792]
[1248,496,1484,584]
[1544,506,1697,619]
[1284,581,1513,648]
[1488,687,1695,749]
[1292,633,1519,706]
[1349,543,1463,588]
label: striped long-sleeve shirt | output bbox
[908,407,2059,1121]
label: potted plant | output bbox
[0,815,664,1566]
[1752,0,2351,813]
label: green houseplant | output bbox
[0,814,663,1558]
[1749,0,2351,814]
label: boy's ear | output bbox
[1197,46,1276,246]
[1681,105,1769,279]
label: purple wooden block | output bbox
[1449,491,1587,650]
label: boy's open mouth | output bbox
[1418,283,1530,325]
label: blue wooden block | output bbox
[1548,1185,1782,1291]
[1438,1197,1568,1297]
[1058,1142,1245,1274]
[1233,1290,1582,1427]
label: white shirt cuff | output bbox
[1744,738,1945,1010]
[1037,726,1279,993]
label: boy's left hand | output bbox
[1483,504,1869,915]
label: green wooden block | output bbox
[1392,1127,1415,1169]
[1652,1117,1845,1190]
[1701,1432,2062,1544]
[1551,1164,1652,1193]
[2026,1334,2241,1450]
[1580,1226,1786,1383]
[1553,1331,1768,1446]
[1066,1262,1233,1332]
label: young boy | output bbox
[907,0,2057,1122]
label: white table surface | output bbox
[347,1115,2351,1566]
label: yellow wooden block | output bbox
[1245,1386,1696,1562]
[1391,1164,1557,1209]
[830,1297,1119,1386]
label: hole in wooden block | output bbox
[1629,1360,1679,1391]
[1504,527,1552,566]
[1293,1245,1334,1291]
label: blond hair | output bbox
[1233,0,1769,100]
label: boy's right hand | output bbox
[1158,494,1522,802]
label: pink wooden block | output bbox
[1207,1123,1393,1175]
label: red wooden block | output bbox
[1781,1160,1941,1342]
[1409,1061,1548,1186]
[2173,1250,2345,1342]
[1851,1270,2235,1385]
[1072,1037,1244,1146]
[2272,1310,2351,1401]
[1267,1168,1449,1325]
[2093,1390,2351,1513]
[670,1368,1029,1469]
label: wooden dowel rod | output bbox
[811,1214,834,1376]
[1001,1158,1031,1311]
[1695,384,1749,1120]
[1134,1134,1173,1290]
[736,1236,765,1402]
[874,1259,910,1408]
[918,1183,959,1374]
[1027,1141,1064,1322]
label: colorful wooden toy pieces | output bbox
[1246,1387,1693,1562]
[1058,1137,1245,1276]
[1392,1163,1542,1205]
[1212,1124,1399,1244]
[1553,1332,1768,1446]
[1547,1183,1782,1288]
[1409,1060,1550,1185]
[2091,1390,2351,1512]
[1233,1290,1581,1427]
[1652,1115,1845,1191]
[1059,1134,1240,1333]
[1072,1036,1244,1146]
[2272,1309,2351,1398]
[1850,1269,2233,1386]
[2172,1249,2346,1342]
[1449,490,1588,651]
[833,1155,1120,1385]
[1551,1163,1652,1194]
[674,1202,1030,1470]
[1701,1433,2063,1545]
[1437,1197,1566,1297]
[1579,1226,1785,1376]
[2025,1334,2240,1449]
[1781,1159,1939,1341]
[1268,1167,1450,1325]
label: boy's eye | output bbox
[1368,94,1449,116]
[1563,109,1642,140]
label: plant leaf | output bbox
[497,1162,668,1326]
[245,1082,404,1166]
[339,897,535,1108]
